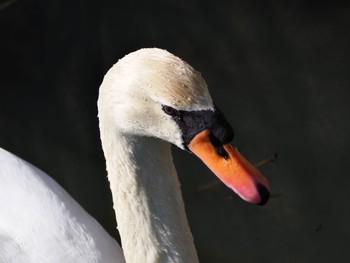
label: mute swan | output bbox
[0,48,270,263]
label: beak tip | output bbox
[256,183,270,206]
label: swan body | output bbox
[0,48,270,263]
[0,147,125,263]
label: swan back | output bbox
[0,148,125,263]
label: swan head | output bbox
[98,48,270,205]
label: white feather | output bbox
[0,48,215,263]
[0,148,125,263]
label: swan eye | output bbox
[162,105,178,116]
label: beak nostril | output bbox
[256,183,270,206]
[216,146,229,160]
[209,133,229,160]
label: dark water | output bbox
[1,1,349,262]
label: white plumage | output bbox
[0,48,269,263]
[0,147,125,263]
[0,48,206,263]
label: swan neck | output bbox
[100,122,198,262]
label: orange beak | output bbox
[188,129,270,205]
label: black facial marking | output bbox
[162,105,234,150]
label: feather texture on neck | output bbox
[98,118,198,262]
